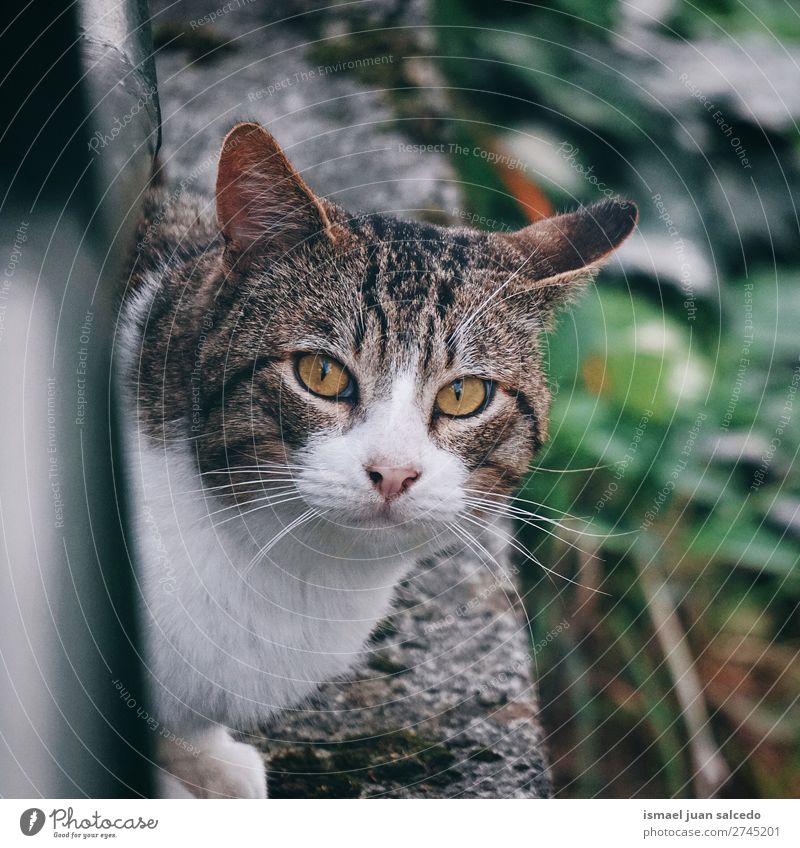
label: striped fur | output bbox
[120,122,635,798]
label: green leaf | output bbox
[687,514,800,581]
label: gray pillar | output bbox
[0,0,159,798]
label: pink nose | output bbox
[365,463,421,501]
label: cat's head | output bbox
[197,122,636,552]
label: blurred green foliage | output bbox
[433,0,800,798]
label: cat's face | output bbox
[194,122,636,552]
[219,221,549,540]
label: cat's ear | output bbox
[216,121,339,255]
[499,198,637,318]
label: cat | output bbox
[120,120,636,798]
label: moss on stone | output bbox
[366,654,412,676]
[268,747,363,799]
[470,749,504,763]
[268,729,463,798]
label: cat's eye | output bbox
[295,353,355,400]
[435,377,493,418]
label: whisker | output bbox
[244,507,322,574]
[463,493,636,540]
[463,497,635,562]
[192,487,299,524]
[463,495,592,535]
[464,500,603,560]
[137,427,227,445]
[463,487,583,520]
[445,521,540,652]
[211,494,306,529]
[168,480,299,497]
[201,461,306,468]
[203,485,298,505]
[460,512,610,595]
[527,463,615,473]
[200,465,307,475]
[223,452,326,472]
[480,507,599,559]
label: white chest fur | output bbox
[127,434,414,734]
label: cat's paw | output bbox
[158,726,267,799]
[156,772,196,798]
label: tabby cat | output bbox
[121,121,636,797]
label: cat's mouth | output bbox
[324,506,423,530]
[288,457,467,535]
[317,498,459,534]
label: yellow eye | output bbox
[435,377,491,418]
[295,354,354,399]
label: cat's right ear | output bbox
[497,198,637,322]
[216,121,340,256]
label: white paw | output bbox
[158,726,267,799]
[157,772,195,798]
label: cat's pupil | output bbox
[452,379,463,402]
[320,359,331,381]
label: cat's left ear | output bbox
[216,121,341,255]
[498,198,637,318]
